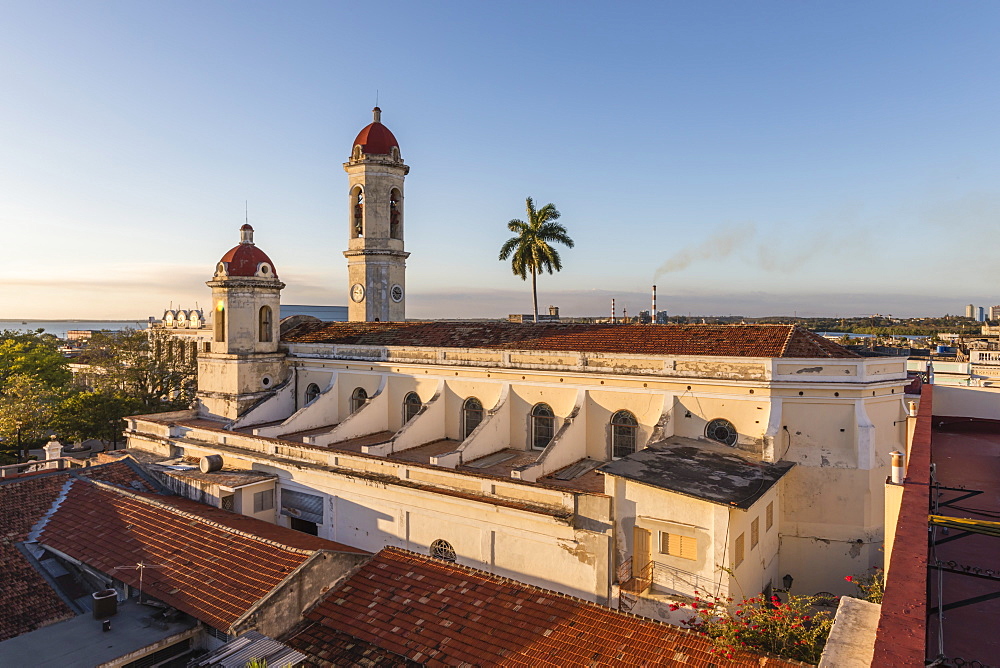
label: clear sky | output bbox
[2,1,999,320]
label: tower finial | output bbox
[373,106,381,123]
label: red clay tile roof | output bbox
[353,108,400,155]
[0,474,74,642]
[282,322,859,359]
[281,547,800,667]
[0,460,156,642]
[219,241,277,277]
[38,480,365,632]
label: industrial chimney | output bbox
[611,298,616,324]
[652,285,657,321]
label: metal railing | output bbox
[0,457,87,478]
[653,561,727,598]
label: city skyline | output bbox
[3,2,1000,319]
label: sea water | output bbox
[0,320,148,339]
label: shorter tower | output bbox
[344,107,409,322]
[197,224,287,419]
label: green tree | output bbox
[54,390,145,450]
[0,329,70,392]
[499,197,574,323]
[0,374,64,462]
[77,329,196,410]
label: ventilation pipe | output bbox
[890,450,905,484]
[907,401,918,417]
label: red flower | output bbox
[669,604,679,611]
[844,575,854,582]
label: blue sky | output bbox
[2,1,1000,319]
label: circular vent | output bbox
[430,539,456,562]
[705,418,738,446]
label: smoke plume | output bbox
[653,224,756,279]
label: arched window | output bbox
[305,383,321,405]
[611,410,638,458]
[389,188,402,240]
[403,391,422,423]
[214,305,225,343]
[531,403,555,450]
[258,305,273,343]
[462,397,484,439]
[350,387,368,414]
[351,186,364,238]
[706,418,738,446]
[430,539,456,562]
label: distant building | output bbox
[280,305,348,321]
[978,306,986,322]
[966,303,976,318]
[989,305,1000,321]
[509,305,560,323]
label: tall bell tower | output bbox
[197,224,287,420]
[344,107,409,322]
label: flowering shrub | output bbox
[677,591,835,664]
[846,567,884,603]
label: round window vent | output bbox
[262,376,272,388]
[430,539,456,562]
[706,418,738,446]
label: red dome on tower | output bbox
[352,107,400,156]
[217,225,278,278]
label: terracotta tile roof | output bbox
[281,547,801,667]
[0,474,74,642]
[38,479,365,632]
[0,460,157,642]
[282,321,859,359]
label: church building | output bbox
[125,109,909,621]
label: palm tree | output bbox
[499,197,575,323]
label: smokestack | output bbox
[652,285,657,321]
[890,451,906,484]
[612,298,616,324]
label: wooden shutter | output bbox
[632,526,651,576]
[668,533,697,560]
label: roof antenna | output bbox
[376,89,379,107]
[245,200,248,225]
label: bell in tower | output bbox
[343,107,410,322]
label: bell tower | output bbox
[198,224,287,420]
[344,107,409,322]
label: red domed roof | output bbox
[218,225,278,277]
[352,107,399,155]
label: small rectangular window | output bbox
[659,532,697,560]
[751,518,759,549]
[766,501,774,531]
[734,533,745,567]
[220,495,235,512]
[254,489,274,513]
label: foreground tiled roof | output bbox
[282,322,859,359]
[0,460,155,642]
[38,479,365,632]
[281,547,800,667]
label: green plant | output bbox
[677,591,835,664]
[845,567,884,603]
[498,197,574,323]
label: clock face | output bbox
[351,283,366,303]
[391,284,404,303]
